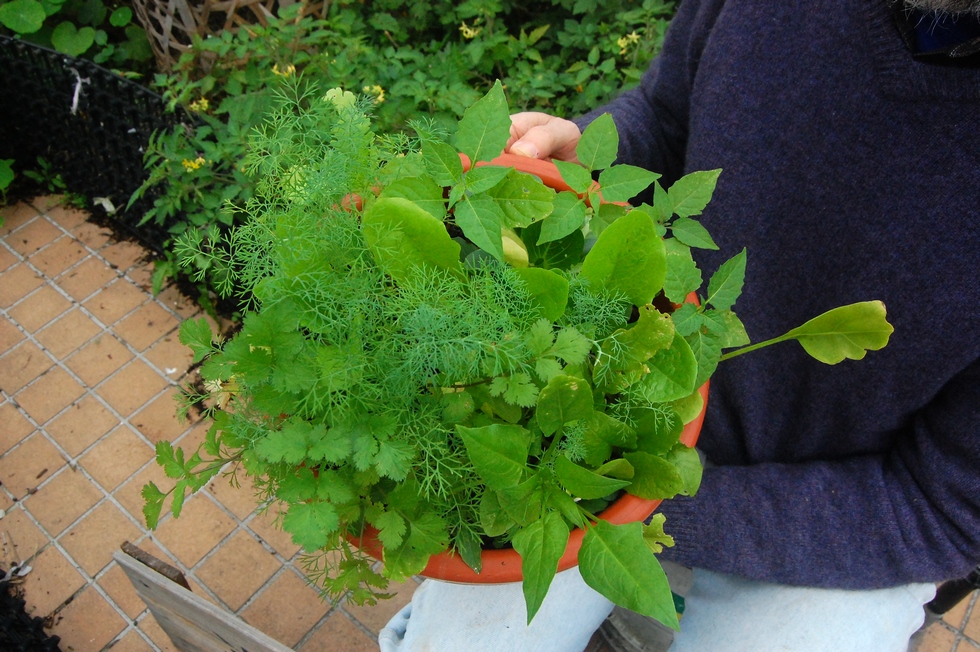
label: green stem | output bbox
[718,334,789,362]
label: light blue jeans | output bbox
[378,565,936,652]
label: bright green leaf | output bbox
[0,0,45,34]
[178,317,214,363]
[624,451,685,500]
[284,501,339,551]
[581,209,666,307]
[783,301,894,364]
[51,21,95,57]
[537,192,586,245]
[555,456,631,500]
[513,511,569,623]
[456,80,511,164]
[597,165,659,203]
[484,170,555,228]
[706,249,746,311]
[577,114,618,172]
[514,267,569,321]
[454,194,505,261]
[670,217,718,250]
[362,197,463,283]
[554,160,593,194]
[667,169,721,218]
[457,424,531,490]
[640,333,698,403]
[536,374,594,436]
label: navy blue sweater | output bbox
[580,0,980,589]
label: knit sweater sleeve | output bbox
[657,357,980,589]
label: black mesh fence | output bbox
[0,35,183,254]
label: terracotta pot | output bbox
[352,153,709,583]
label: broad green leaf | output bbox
[547,482,588,529]
[362,197,462,283]
[514,267,568,321]
[178,317,214,363]
[712,309,751,348]
[667,169,721,218]
[783,301,893,364]
[577,113,618,172]
[632,407,683,455]
[455,194,505,261]
[502,227,530,267]
[624,451,685,500]
[651,181,673,222]
[670,217,718,250]
[580,209,666,307]
[497,473,544,525]
[554,160,593,194]
[671,388,705,425]
[597,165,659,203]
[523,221,584,270]
[284,501,339,551]
[373,510,407,549]
[580,521,679,629]
[536,375,594,436]
[586,411,636,449]
[590,203,629,237]
[422,140,464,186]
[688,329,721,389]
[641,333,698,403]
[513,511,569,623]
[455,527,484,574]
[671,302,704,337]
[537,191,586,245]
[555,456,630,500]
[0,159,14,191]
[51,21,95,57]
[109,6,132,26]
[465,165,511,194]
[0,0,45,33]
[706,249,746,311]
[378,175,446,219]
[484,170,555,228]
[642,514,675,554]
[456,80,511,164]
[480,490,516,537]
[442,390,476,423]
[617,304,675,366]
[594,458,634,480]
[457,424,531,490]
[666,444,703,496]
[307,426,352,463]
[383,512,449,581]
[663,239,702,304]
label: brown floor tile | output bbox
[56,256,118,303]
[34,308,101,360]
[44,204,90,231]
[0,316,24,355]
[98,359,169,417]
[155,285,201,320]
[0,433,65,498]
[114,463,176,527]
[917,623,957,652]
[138,610,179,652]
[242,571,332,647]
[145,333,196,380]
[0,340,54,394]
[15,366,86,425]
[103,629,156,652]
[300,611,377,651]
[99,561,148,620]
[65,332,134,388]
[115,301,180,352]
[71,221,113,250]
[152,495,236,567]
[24,468,102,536]
[196,529,281,611]
[207,471,259,521]
[102,240,148,272]
[83,279,148,326]
[21,545,86,618]
[0,263,45,308]
[6,216,61,256]
[343,576,418,636]
[80,425,155,492]
[0,245,17,273]
[61,501,143,575]
[0,507,50,562]
[131,387,192,445]
[28,235,88,277]
[49,584,128,651]
[7,285,72,333]
[127,261,155,291]
[946,593,972,629]
[174,419,209,453]
[44,395,120,457]
[965,596,980,642]
[0,401,33,455]
[0,202,39,235]
[248,508,301,560]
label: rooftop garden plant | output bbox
[143,79,894,627]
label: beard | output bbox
[902,0,980,14]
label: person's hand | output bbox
[507,112,582,163]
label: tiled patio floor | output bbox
[0,196,977,652]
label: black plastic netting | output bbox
[0,35,182,254]
[0,578,61,652]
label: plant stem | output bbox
[718,334,789,362]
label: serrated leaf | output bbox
[551,327,591,365]
[597,165,659,203]
[554,160,593,194]
[363,197,463,283]
[667,169,721,218]
[651,181,673,222]
[456,80,511,164]
[373,510,407,549]
[671,302,704,337]
[577,113,618,172]
[489,373,539,407]
[580,210,666,307]
[156,441,184,479]
[580,521,678,629]
[526,319,556,356]
[783,301,894,364]
[255,419,312,465]
[537,191,587,245]
[455,194,505,261]
[514,267,568,321]
[384,511,449,581]
[535,357,564,383]
[141,482,165,529]
[307,426,351,463]
[513,511,569,623]
[555,456,631,500]
[670,217,718,250]
[623,451,685,500]
[642,514,675,554]
[178,318,214,363]
[284,501,339,551]
[374,439,414,480]
[536,375,594,436]
[688,329,721,389]
[170,480,188,518]
[706,248,746,311]
[663,239,702,304]
[422,140,464,186]
[457,424,531,490]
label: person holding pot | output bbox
[379,0,980,650]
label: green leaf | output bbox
[706,249,746,311]
[378,176,446,219]
[670,217,718,250]
[0,159,14,192]
[783,301,894,364]
[633,407,683,455]
[580,209,666,307]
[497,472,545,525]
[642,514,675,554]
[255,419,315,465]
[640,332,698,403]
[465,165,511,194]
[514,267,569,321]
[170,480,188,519]
[384,512,449,581]
[109,5,131,26]
[484,170,555,228]
[480,490,516,537]
[457,424,531,490]
[712,309,751,348]
[155,441,184,479]
[535,358,564,383]
[555,456,631,500]
[307,426,352,463]
[623,451,685,500]
[422,140,464,187]
[284,501,339,551]
[590,203,629,238]
[526,319,556,356]
[554,160,593,194]
[512,511,569,623]
[489,373,540,407]
[580,520,679,629]
[362,197,463,284]
[141,482,165,529]
[537,191,586,245]
[454,194,505,261]
[663,239,702,304]
[551,327,591,365]
[373,510,407,549]
[51,21,95,57]
[597,165,659,203]
[688,329,721,389]
[0,0,45,34]
[455,80,511,164]
[667,169,721,218]
[594,458,634,480]
[178,317,214,364]
[671,303,703,337]
[523,222,584,270]
[455,527,484,574]
[666,445,703,496]
[536,375,594,436]
[374,440,414,480]
[577,114,618,172]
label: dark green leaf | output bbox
[457,424,531,490]
[455,80,511,164]
[597,165,659,203]
[706,249,746,311]
[454,194,505,261]
[555,456,631,500]
[0,0,45,34]
[537,191,586,245]
[536,375,594,436]
[623,451,685,500]
[512,511,569,623]
[577,114,618,172]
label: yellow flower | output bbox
[363,84,386,104]
[617,31,641,55]
[459,21,482,39]
[272,63,296,77]
[188,97,209,112]
[181,156,207,172]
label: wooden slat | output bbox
[113,549,293,652]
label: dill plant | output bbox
[144,79,895,626]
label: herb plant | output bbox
[144,80,894,626]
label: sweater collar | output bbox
[890,2,980,64]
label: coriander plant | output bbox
[144,79,893,626]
